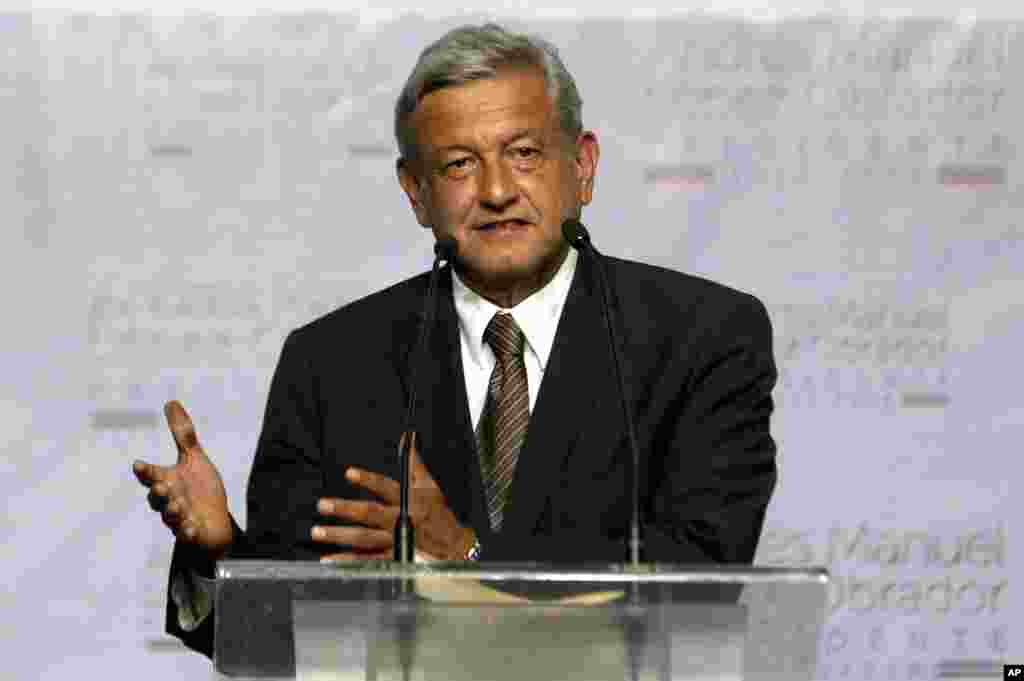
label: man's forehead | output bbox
[412,69,556,142]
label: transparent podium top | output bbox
[218,559,826,584]
[214,561,829,681]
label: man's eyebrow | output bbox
[434,129,548,155]
[502,128,546,144]
[435,144,476,156]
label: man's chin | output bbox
[456,250,567,295]
[458,262,536,288]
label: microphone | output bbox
[434,235,457,262]
[561,219,591,250]
[561,219,643,568]
[394,236,458,563]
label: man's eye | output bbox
[442,157,475,178]
[513,147,540,159]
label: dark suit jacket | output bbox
[166,253,778,657]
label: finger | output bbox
[176,520,198,542]
[161,496,187,524]
[318,499,398,530]
[406,431,424,479]
[132,460,160,487]
[164,400,201,464]
[345,468,400,505]
[147,489,169,513]
[320,550,392,563]
[150,479,173,499]
[311,525,393,550]
[402,432,438,489]
[409,453,439,491]
[148,476,183,506]
[158,503,188,531]
[399,430,422,483]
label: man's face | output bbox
[398,66,598,300]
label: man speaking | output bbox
[133,23,778,658]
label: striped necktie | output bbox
[476,312,529,532]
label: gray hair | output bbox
[394,23,583,165]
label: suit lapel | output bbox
[501,255,604,538]
[413,267,495,542]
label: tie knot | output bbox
[484,313,525,360]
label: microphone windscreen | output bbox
[434,236,458,261]
[561,219,590,249]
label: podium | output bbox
[213,561,829,680]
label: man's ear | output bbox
[397,158,431,228]
[574,131,600,207]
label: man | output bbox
[133,23,777,659]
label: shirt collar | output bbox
[453,248,578,371]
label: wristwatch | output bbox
[465,531,482,561]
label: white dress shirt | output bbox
[453,248,578,430]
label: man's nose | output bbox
[478,160,519,210]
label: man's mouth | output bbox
[476,219,528,231]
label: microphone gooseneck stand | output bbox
[562,219,649,681]
[394,236,458,564]
[561,219,644,567]
[391,237,457,681]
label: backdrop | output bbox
[1,7,1017,680]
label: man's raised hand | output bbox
[133,401,234,559]
[312,432,475,561]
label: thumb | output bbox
[401,430,420,467]
[406,432,435,486]
[164,400,203,465]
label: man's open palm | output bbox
[133,401,233,558]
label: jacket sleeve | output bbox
[163,328,326,658]
[648,293,778,565]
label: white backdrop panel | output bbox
[0,10,1017,680]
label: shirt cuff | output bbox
[170,568,216,632]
